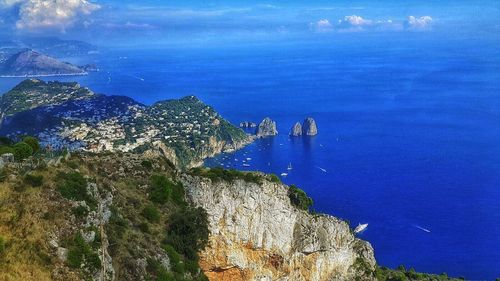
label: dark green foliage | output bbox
[150,175,173,204]
[190,167,263,184]
[141,160,153,169]
[23,173,44,187]
[268,174,281,183]
[0,168,7,183]
[288,185,313,211]
[146,258,175,281]
[13,141,33,160]
[22,136,40,154]
[139,222,150,233]
[375,266,464,281]
[0,136,13,146]
[72,206,89,219]
[56,172,96,207]
[0,146,15,155]
[164,245,184,273]
[0,236,5,255]
[66,233,101,272]
[141,204,160,223]
[170,181,186,206]
[165,206,209,261]
[107,207,128,256]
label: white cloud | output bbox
[405,16,433,30]
[337,15,374,31]
[0,0,23,7]
[309,19,333,33]
[2,0,100,31]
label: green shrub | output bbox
[191,167,263,185]
[141,204,160,223]
[56,172,95,207]
[0,236,5,255]
[170,182,186,206]
[288,185,313,211]
[13,142,33,160]
[0,168,7,183]
[23,174,44,187]
[107,208,128,256]
[22,136,40,154]
[165,206,209,261]
[150,175,174,204]
[141,160,153,169]
[268,174,281,183]
[146,258,174,281]
[72,206,89,219]
[0,136,13,146]
[66,233,101,272]
[0,146,15,156]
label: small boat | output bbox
[243,164,250,167]
[354,223,368,234]
[287,163,293,170]
[246,157,252,161]
[280,172,288,177]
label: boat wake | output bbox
[129,74,145,81]
[413,225,431,233]
[316,166,327,173]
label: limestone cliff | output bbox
[256,118,278,137]
[182,175,376,281]
[290,122,302,137]
[303,117,318,136]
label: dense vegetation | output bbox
[375,266,466,281]
[190,166,281,185]
[288,184,314,211]
[0,135,40,161]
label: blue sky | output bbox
[0,0,499,45]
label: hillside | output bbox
[0,50,87,77]
[0,152,467,281]
[0,80,252,167]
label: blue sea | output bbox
[1,33,499,280]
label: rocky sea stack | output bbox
[303,117,318,136]
[256,117,278,137]
[290,122,302,136]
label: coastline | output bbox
[0,72,89,78]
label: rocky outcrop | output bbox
[256,117,278,137]
[290,122,302,137]
[303,117,318,136]
[240,121,257,128]
[182,175,376,281]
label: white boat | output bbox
[354,223,368,233]
[243,164,251,167]
[280,172,288,177]
[287,163,293,170]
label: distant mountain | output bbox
[0,37,98,57]
[0,79,252,167]
[0,50,87,77]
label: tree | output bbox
[22,136,40,153]
[288,185,313,211]
[13,142,33,160]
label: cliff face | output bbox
[290,122,302,137]
[303,117,318,136]
[182,175,376,281]
[256,117,278,137]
